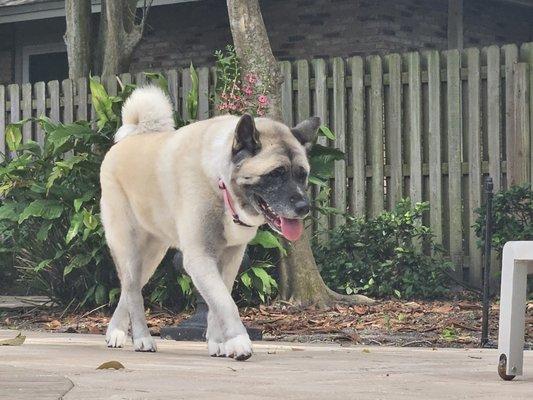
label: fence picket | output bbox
[21,83,32,143]
[198,66,209,120]
[427,50,443,245]
[486,46,501,191]
[466,48,482,286]
[312,58,330,234]
[369,56,384,217]
[181,68,191,121]
[297,60,310,122]
[408,52,422,205]
[280,61,293,126]
[520,43,533,184]
[62,79,74,125]
[0,85,5,159]
[76,78,88,122]
[48,81,60,123]
[385,54,402,209]
[349,56,366,218]
[508,62,530,185]
[332,57,347,226]
[34,82,46,145]
[503,44,518,187]
[166,69,179,112]
[446,49,463,279]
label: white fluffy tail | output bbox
[114,85,175,142]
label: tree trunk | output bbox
[99,0,151,77]
[226,0,373,307]
[226,0,282,119]
[64,0,92,80]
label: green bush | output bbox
[315,200,453,299]
[474,184,533,254]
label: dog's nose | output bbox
[294,200,310,216]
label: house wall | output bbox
[0,0,532,84]
[130,0,533,72]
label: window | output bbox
[22,43,68,84]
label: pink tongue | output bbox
[280,218,303,241]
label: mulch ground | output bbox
[1,298,532,348]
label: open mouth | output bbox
[255,196,303,242]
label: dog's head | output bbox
[229,114,320,241]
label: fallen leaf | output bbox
[0,332,26,346]
[97,361,125,370]
[47,320,61,329]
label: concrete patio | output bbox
[0,330,531,399]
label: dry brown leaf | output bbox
[0,332,26,346]
[97,361,125,370]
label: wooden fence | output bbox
[0,42,532,288]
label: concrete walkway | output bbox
[0,330,531,399]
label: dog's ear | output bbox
[232,114,261,156]
[291,116,320,151]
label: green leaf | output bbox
[240,272,252,288]
[90,76,117,130]
[144,72,169,95]
[249,229,286,255]
[0,202,26,222]
[251,265,274,292]
[109,288,121,305]
[18,200,63,224]
[37,221,53,242]
[177,275,192,295]
[5,124,22,152]
[66,212,83,244]
[308,144,345,179]
[83,210,99,231]
[35,258,52,272]
[95,284,107,305]
[319,125,335,140]
[186,63,199,120]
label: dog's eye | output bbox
[268,167,286,178]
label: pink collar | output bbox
[218,179,252,228]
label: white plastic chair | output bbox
[497,241,533,380]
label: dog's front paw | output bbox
[133,335,157,352]
[208,340,226,357]
[224,334,252,361]
[106,328,127,348]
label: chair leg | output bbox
[498,253,529,379]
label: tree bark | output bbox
[99,0,151,77]
[226,0,373,307]
[64,0,92,80]
[226,0,282,119]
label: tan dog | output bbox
[100,86,319,360]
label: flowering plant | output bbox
[214,46,270,116]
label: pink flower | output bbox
[246,73,258,84]
[257,95,269,105]
[243,85,253,96]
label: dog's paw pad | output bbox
[224,334,252,361]
[106,329,127,348]
[133,336,157,352]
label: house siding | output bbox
[0,0,532,83]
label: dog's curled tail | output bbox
[114,85,175,142]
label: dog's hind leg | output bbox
[101,188,168,351]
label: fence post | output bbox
[507,62,531,186]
